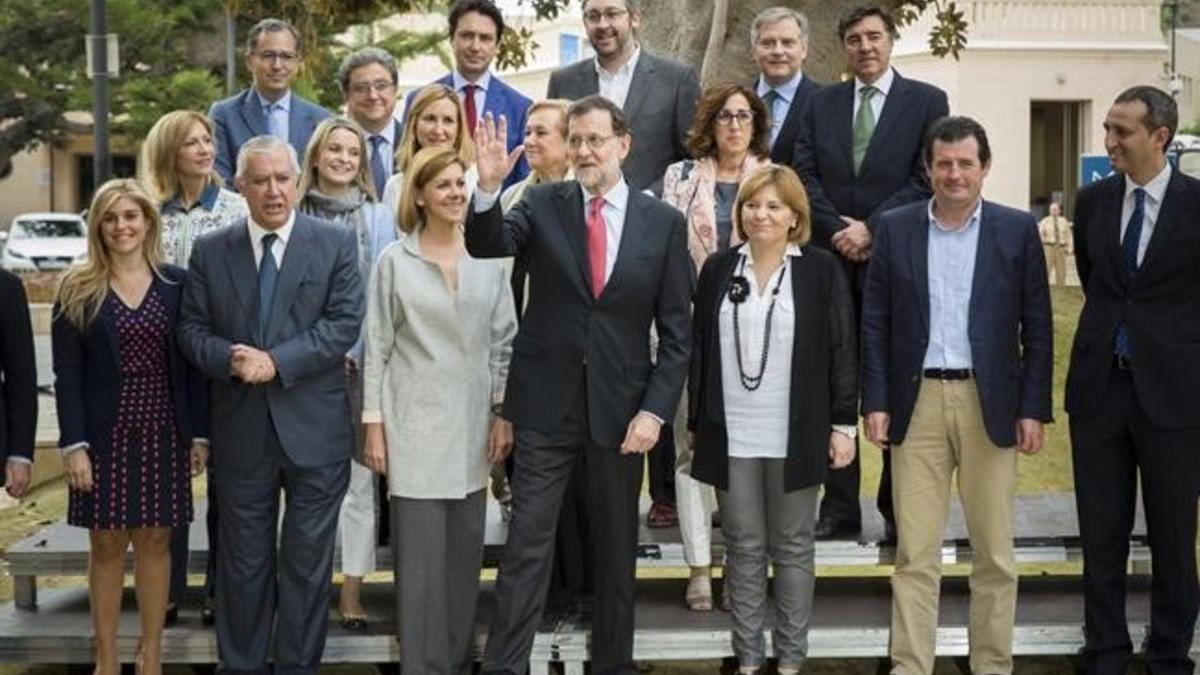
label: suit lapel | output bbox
[483,78,505,119]
[622,53,654,122]
[267,216,313,345]
[1137,170,1181,277]
[911,209,931,333]
[601,191,651,302]
[99,297,121,368]
[863,73,908,171]
[559,185,594,298]
[288,100,309,154]
[834,82,856,176]
[224,224,261,342]
[238,90,269,137]
[967,203,993,328]
[1104,177,1129,289]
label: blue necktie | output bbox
[1113,187,1145,359]
[267,103,286,140]
[764,90,784,145]
[259,233,279,339]
[369,135,388,199]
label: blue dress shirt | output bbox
[924,199,982,369]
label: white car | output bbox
[0,212,88,272]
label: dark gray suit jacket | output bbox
[547,51,700,192]
[178,213,363,471]
[209,89,331,184]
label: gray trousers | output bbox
[717,457,819,669]
[392,489,486,675]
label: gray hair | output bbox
[337,47,398,96]
[235,136,300,181]
[245,18,303,55]
[750,7,810,48]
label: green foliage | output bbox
[119,69,223,136]
[894,0,969,59]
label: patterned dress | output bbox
[67,287,192,530]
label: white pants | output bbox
[674,387,717,567]
[337,459,378,576]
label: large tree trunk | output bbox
[638,0,906,85]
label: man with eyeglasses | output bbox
[338,48,403,199]
[750,7,823,165]
[467,96,692,675]
[209,18,331,184]
[548,0,700,193]
[791,5,949,544]
[402,0,530,188]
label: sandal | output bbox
[685,573,713,611]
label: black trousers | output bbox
[648,424,676,505]
[482,390,643,675]
[1071,369,1200,675]
[818,436,893,528]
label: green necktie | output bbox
[852,85,878,174]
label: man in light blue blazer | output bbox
[402,0,531,187]
[178,136,363,675]
[209,18,331,184]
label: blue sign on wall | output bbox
[1080,154,1113,186]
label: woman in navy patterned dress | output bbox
[52,179,208,675]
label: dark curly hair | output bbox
[684,83,772,161]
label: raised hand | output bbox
[474,112,524,193]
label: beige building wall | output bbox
[1175,29,1200,129]
[893,0,1168,213]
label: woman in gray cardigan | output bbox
[361,146,516,675]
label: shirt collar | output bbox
[255,88,292,112]
[756,71,804,103]
[1124,160,1172,204]
[927,198,983,233]
[856,67,895,97]
[247,210,297,247]
[595,45,641,78]
[163,182,221,214]
[581,177,630,210]
[739,242,804,267]
[452,69,491,93]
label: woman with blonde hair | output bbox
[140,109,246,626]
[660,83,773,611]
[362,146,515,673]
[500,99,572,210]
[53,179,207,675]
[297,115,397,630]
[380,84,478,213]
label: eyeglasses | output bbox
[715,110,754,127]
[584,8,629,25]
[348,80,396,96]
[567,133,617,151]
[255,50,299,64]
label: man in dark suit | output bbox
[179,136,363,675]
[861,116,1053,675]
[339,47,403,199]
[1,268,37,498]
[402,0,531,187]
[750,6,821,165]
[209,18,331,184]
[468,97,692,675]
[792,4,949,541]
[1066,86,1200,675]
[547,0,700,193]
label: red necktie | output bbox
[587,196,607,299]
[463,84,478,137]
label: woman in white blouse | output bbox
[139,109,247,626]
[688,165,858,675]
[361,146,516,674]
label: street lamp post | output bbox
[90,0,111,187]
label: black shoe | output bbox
[163,603,178,628]
[200,599,215,626]
[813,518,861,541]
[881,521,897,545]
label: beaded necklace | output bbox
[729,254,789,391]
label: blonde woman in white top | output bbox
[361,146,515,674]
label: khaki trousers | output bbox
[1043,244,1067,286]
[889,378,1018,675]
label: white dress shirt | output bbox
[852,67,894,126]
[1120,161,1172,266]
[595,46,641,109]
[452,69,490,120]
[247,211,296,268]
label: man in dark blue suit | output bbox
[1067,86,1200,675]
[792,5,949,541]
[402,0,530,187]
[209,18,331,184]
[861,116,1053,675]
[338,47,404,200]
[749,6,821,165]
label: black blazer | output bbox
[465,180,694,447]
[861,201,1054,447]
[765,75,823,166]
[791,71,949,251]
[1066,170,1200,429]
[1,269,37,470]
[688,245,858,492]
[52,265,207,451]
